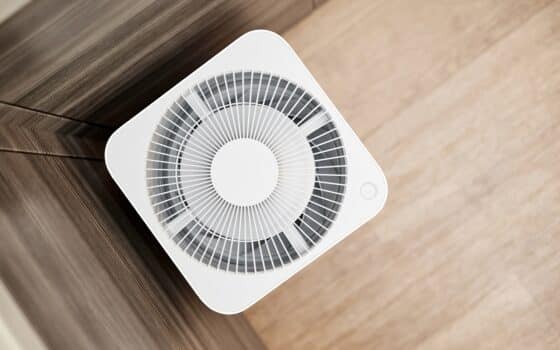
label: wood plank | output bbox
[283,0,550,139]
[0,103,109,158]
[0,152,266,349]
[0,0,313,127]
[245,1,560,349]
[414,276,560,350]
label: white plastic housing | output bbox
[105,30,388,314]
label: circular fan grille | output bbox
[147,71,346,273]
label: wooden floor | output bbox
[2,0,560,349]
[245,0,560,349]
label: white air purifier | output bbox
[105,30,387,314]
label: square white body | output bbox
[105,30,387,314]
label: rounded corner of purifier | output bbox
[104,129,122,181]
[239,29,288,46]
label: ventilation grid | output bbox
[146,71,346,273]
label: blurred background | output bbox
[1,0,559,349]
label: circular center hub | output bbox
[211,138,278,206]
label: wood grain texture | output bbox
[284,0,551,140]
[0,152,266,350]
[0,103,109,158]
[245,0,560,349]
[312,0,329,8]
[0,0,313,127]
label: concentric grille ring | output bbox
[147,71,346,273]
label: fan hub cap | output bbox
[211,138,278,206]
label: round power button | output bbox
[360,182,377,200]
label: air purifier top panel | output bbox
[105,30,387,314]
